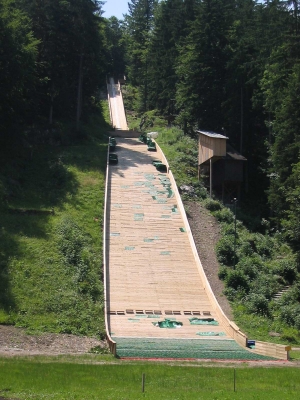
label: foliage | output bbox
[203,199,222,212]
[0,0,39,127]
[0,106,109,337]
[244,293,270,317]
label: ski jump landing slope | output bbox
[107,78,128,131]
[104,137,291,360]
[106,138,231,339]
[104,138,283,361]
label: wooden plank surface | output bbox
[107,79,128,130]
[107,138,228,339]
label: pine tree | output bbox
[124,0,158,111]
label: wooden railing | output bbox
[107,82,114,128]
[103,140,116,356]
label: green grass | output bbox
[0,102,111,337]
[0,357,300,399]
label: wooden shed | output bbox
[197,130,247,202]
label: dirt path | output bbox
[0,325,107,357]
[184,200,233,320]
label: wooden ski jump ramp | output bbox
[107,78,128,131]
[103,136,291,360]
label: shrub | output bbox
[244,293,270,316]
[223,287,238,301]
[279,284,300,305]
[56,217,89,266]
[250,273,279,300]
[216,236,236,266]
[226,270,249,292]
[279,304,300,330]
[203,198,222,211]
[281,327,300,344]
[213,208,234,223]
[236,256,262,280]
[273,258,297,284]
[253,233,274,259]
[218,266,228,281]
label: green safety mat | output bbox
[196,332,226,336]
[112,337,277,360]
[189,318,219,326]
[152,319,183,329]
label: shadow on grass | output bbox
[0,113,109,313]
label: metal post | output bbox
[234,368,236,392]
[142,373,145,393]
[210,158,212,198]
[233,198,237,269]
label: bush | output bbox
[236,256,262,280]
[279,304,300,330]
[244,293,270,316]
[279,284,300,305]
[218,266,228,281]
[273,258,297,284]
[203,198,222,211]
[56,217,89,266]
[250,273,279,300]
[253,233,274,259]
[223,287,238,302]
[226,270,249,292]
[216,236,237,266]
[281,327,300,344]
[213,207,234,223]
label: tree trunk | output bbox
[76,52,84,132]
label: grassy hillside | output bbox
[0,103,110,338]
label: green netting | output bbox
[180,227,186,232]
[161,215,171,219]
[167,188,174,198]
[196,332,226,336]
[160,251,170,255]
[134,213,144,221]
[189,318,219,326]
[144,174,155,180]
[145,182,155,187]
[110,232,120,237]
[112,337,277,360]
[152,319,183,329]
[125,246,135,251]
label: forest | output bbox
[0,0,299,342]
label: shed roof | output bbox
[226,144,247,161]
[197,130,229,140]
